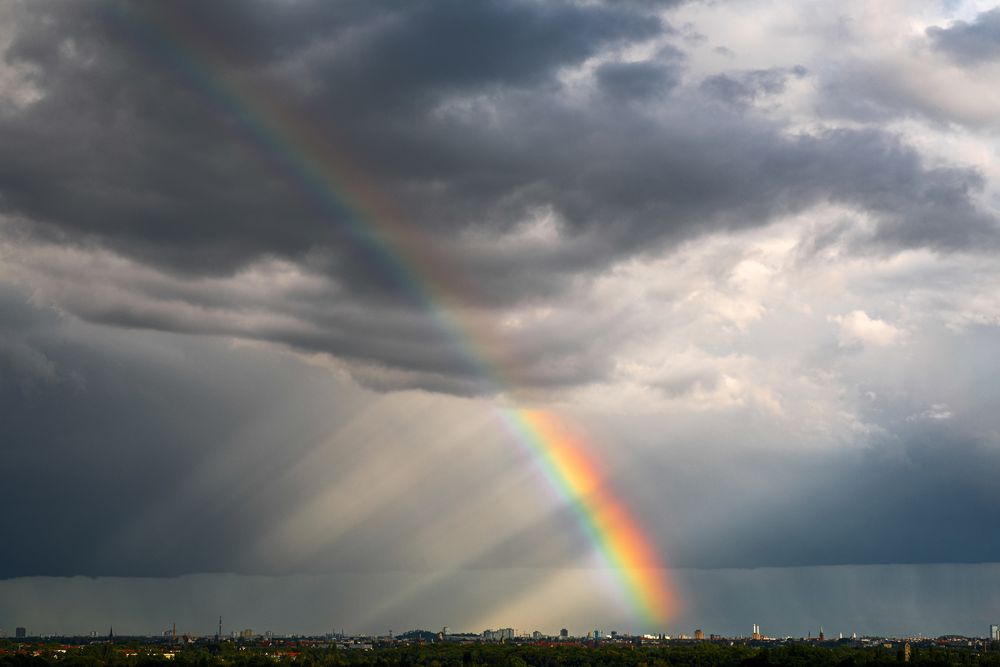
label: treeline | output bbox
[4,642,1000,667]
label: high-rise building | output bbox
[991,624,999,641]
[482,628,514,642]
[15,627,26,639]
[694,629,705,640]
[559,629,568,639]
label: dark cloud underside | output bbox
[927,7,1000,64]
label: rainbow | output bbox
[509,410,675,623]
[105,2,677,627]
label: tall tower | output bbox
[218,616,223,642]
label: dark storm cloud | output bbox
[0,285,364,577]
[0,283,600,578]
[3,1,993,263]
[4,249,615,396]
[594,47,684,100]
[0,0,996,395]
[700,65,807,105]
[669,433,1000,569]
[4,278,1000,579]
[927,7,1000,64]
[0,0,662,272]
[617,425,1000,570]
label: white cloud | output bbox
[830,310,905,347]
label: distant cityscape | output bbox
[7,620,1000,667]
[4,620,1000,648]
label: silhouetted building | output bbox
[15,627,26,639]
[560,629,568,639]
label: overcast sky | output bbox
[3,0,1000,638]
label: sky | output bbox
[2,0,1000,640]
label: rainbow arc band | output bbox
[511,410,675,624]
[104,0,676,627]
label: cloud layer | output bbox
[2,0,1000,632]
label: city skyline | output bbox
[5,563,1000,639]
[3,619,1000,643]
[3,0,1000,639]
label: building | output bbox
[15,627,26,639]
[482,628,514,642]
[991,624,999,641]
[559,629,568,639]
[694,629,705,640]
